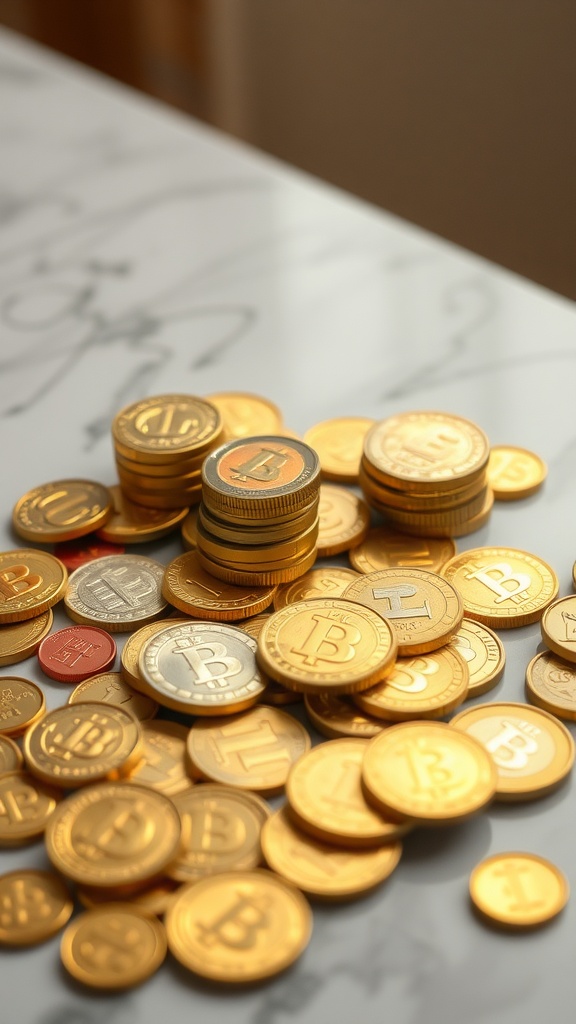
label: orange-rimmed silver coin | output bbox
[12,479,113,543]
[441,547,558,628]
[0,549,67,624]
[202,436,321,516]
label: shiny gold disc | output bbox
[0,734,23,773]
[126,720,193,796]
[353,647,469,721]
[199,498,319,545]
[0,608,53,666]
[0,770,61,845]
[205,392,284,439]
[197,545,318,587]
[316,484,371,557]
[541,594,576,664]
[196,515,318,564]
[112,394,223,463]
[64,554,167,632]
[163,550,277,620]
[0,675,45,737]
[165,869,312,983]
[0,869,73,946]
[61,905,168,988]
[447,618,506,698]
[97,484,188,543]
[304,416,376,483]
[349,526,456,575]
[12,479,113,543]
[525,650,576,721]
[487,446,548,501]
[0,549,68,623]
[202,436,321,515]
[450,701,575,800]
[441,546,559,628]
[304,691,384,739]
[68,671,159,722]
[469,853,568,929]
[273,566,361,610]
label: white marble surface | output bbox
[1,26,576,1024]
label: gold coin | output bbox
[448,618,506,698]
[186,705,310,794]
[274,566,361,610]
[115,448,206,477]
[304,692,384,739]
[61,905,167,988]
[202,495,319,527]
[200,498,319,545]
[343,567,464,655]
[287,738,411,847]
[163,550,276,620]
[168,784,271,882]
[118,487,199,510]
[487,446,548,501]
[541,594,576,664]
[121,618,187,690]
[12,479,113,543]
[127,721,192,796]
[0,608,53,666]
[262,806,402,900]
[76,877,180,916]
[0,549,67,623]
[349,527,456,575]
[303,416,375,483]
[257,597,398,694]
[197,516,318,565]
[469,853,568,929]
[97,484,188,543]
[354,647,469,721]
[368,485,488,530]
[116,462,201,490]
[64,553,167,632]
[237,612,272,640]
[68,671,159,722]
[316,484,371,557]
[0,869,73,946]
[205,391,284,439]
[112,394,223,462]
[265,679,304,706]
[0,770,61,845]
[0,734,23,772]
[165,869,312,982]
[526,650,576,721]
[375,488,494,539]
[441,546,559,628]
[198,546,318,587]
[45,781,182,887]
[202,436,321,515]
[450,701,575,800]
[363,721,497,824]
[0,676,45,737]
[24,702,143,788]
[360,462,486,511]
[181,507,198,549]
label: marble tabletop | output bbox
[1,25,576,1024]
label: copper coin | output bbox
[38,625,116,683]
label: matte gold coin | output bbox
[68,671,159,722]
[45,781,182,887]
[448,618,506,698]
[541,594,576,664]
[165,869,312,982]
[257,598,398,695]
[487,446,548,501]
[526,650,576,721]
[61,905,167,989]
[121,618,187,690]
[0,869,73,946]
[354,647,469,721]
[181,508,198,549]
[349,526,456,575]
[97,485,188,543]
[76,877,180,916]
[450,701,575,800]
[286,738,410,847]
[112,394,222,463]
[197,516,318,565]
[0,549,68,623]
[343,567,464,655]
[262,806,402,900]
[64,553,167,632]
[202,435,321,515]
[0,676,45,737]
[200,498,319,545]
[198,546,317,587]
[304,692,384,739]
[304,416,375,483]
[163,550,276,620]
[316,484,371,557]
[24,702,142,788]
[0,770,61,845]
[441,546,559,628]
[0,608,53,666]
[206,392,284,439]
[168,784,271,882]
[469,853,568,929]
[274,566,361,610]
[363,721,497,824]
[0,734,23,773]
[127,721,192,796]
[187,705,310,794]
[12,479,112,543]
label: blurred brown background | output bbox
[1,0,575,300]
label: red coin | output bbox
[53,537,125,572]
[37,626,117,683]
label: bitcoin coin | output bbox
[349,527,456,575]
[441,546,558,628]
[0,734,23,773]
[38,624,116,683]
[304,416,375,483]
[448,618,506,698]
[0,869,73,945]
[68,672,159,722]
[163,550,276,620]
[274,566,361,610]
[316,485,371,557]
[112,394,223,462]
[469,853,568,929]
[64,554,167,631]
[202,436,321,515]
[487,446,548,501]
[97,484,188,543]
[0,549,67,624]
[362,720,497,824]
[205,392,284,439]
[450,701,574,800]
[12,479,113,543]
[526,650,576,721]
[541,594,576,664]
[0,609,53,666]
[61,905,167,988]
[0,676,45,737]
[304,692,384,739]
[354,647,469,721]
[0,770,61,845]
[165,869,312,982]
[126,721,192,796]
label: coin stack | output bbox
[112,394,225,510]
[195,435,321,585]
[359,411,493,537]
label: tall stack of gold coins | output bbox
[196,435,321,585]
[359,411,493,537]
[111,394,225,510]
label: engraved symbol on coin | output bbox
[493,861,545,912]
[46,713,118,761]
[371,584,432,620]
[386,657,439,693]
[292,612,361,667]
[198,891,272,950]
[0,565,42,601]
[397,738,458,799]
[50,637,101,668]
[1,878,53,929]
[484,720,540,770]
[35,487,99,527]
[76,916,143,972]
[561,610,576,640]
[135,403,198,438]
[86,566,156,610]
[75,798,152,859]
[173,639,243,689]
[401,426,461,466]
[230,447,290,483]
[464,562,531,605]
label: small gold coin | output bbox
[286,738,411,847]
[0,770,61,845]
[362,721,497,824]
[0,734,23,772]
[441,546,559,628]
[64,554,167,632]
[45,781,182,887]
[68,671,159,722]
[127,721,192,796]
[165,869,312,982]
[76,877,180,917]
[450,701,575,800]
[343,567,464,655]
[316,484,371,557]
[349,527,456,575]
[487,446,547,501]
[0,869,73,945]
[237,612,272,640]
[181,507,198,549]
[304,692,384,739]
[469,853,568,929]
[61,905,167,988]
[448,618,506,697]
[0,608,53,666]
[187,705,310,794]
[257,598,398,694]
[526,650,576,721]
[163,550,277,620]
[12,479,113,543]
[354,647,469,721]
[0,549,68,623]
[541,594,576,664]
[112,394,222,462]
[0,676,45,737]
[97,484,188,543]
[206,392,284,439]
[304,416,375,483]
[262,806,402,900]
[24,702,142,788]
[273,566,361,610]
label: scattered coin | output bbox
[316,484,371,557]
[448,618,506,698]
[163,550,277,620]
[97,484,188,543]
[37,624,116,683]
[469,852,568,929]
[304,416,375,483]
[353,647,469,721]
[0,609,53,666]
[0,770,61,846]
[205,391,284,439]
[0,549,68,624]
[0,676,45,737]
[0,734,23,773]
[541,594,576,664]
[64,553,167,631]
[273,566,361,609]
[304,691,384,739]
[349,526,456,575]
[487,446,548,501]
[61,905,167,988]
[126,720,192,796]
[12,479,113,543]
[53,536,125,571]
[0,869,73,945]
[525,650,576,721]
[68,671,159,722]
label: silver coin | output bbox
[64,554,167,632]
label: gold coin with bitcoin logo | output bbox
[487,446,547,501]
[112,393,222,462]
[0,869,73,946]
[525,650,576,721]
[450,701,574,800]
[12,479,113,543]
[68,671,159,722]
[0,734,23,773]
[205,391,284,439]
[202,435,321,515]
[469,853,568,929]
[304,416,375,483]
[448,618,506,698]
[61,904,168,988]
[0,549,67,623]
[316,484,371,557]
[165,869,312,982]
[162,550,276,621]
[362,721,497,824]
[257,598,397,695]
[349,527,456,575]
[0,676,45,737]
[0,608,53,666]
[64,554,167,631]
[353,647,469,721]
[127,720,192,796]
[273,566,361,610]
[0,770,61,845]
[541,594,576,664]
